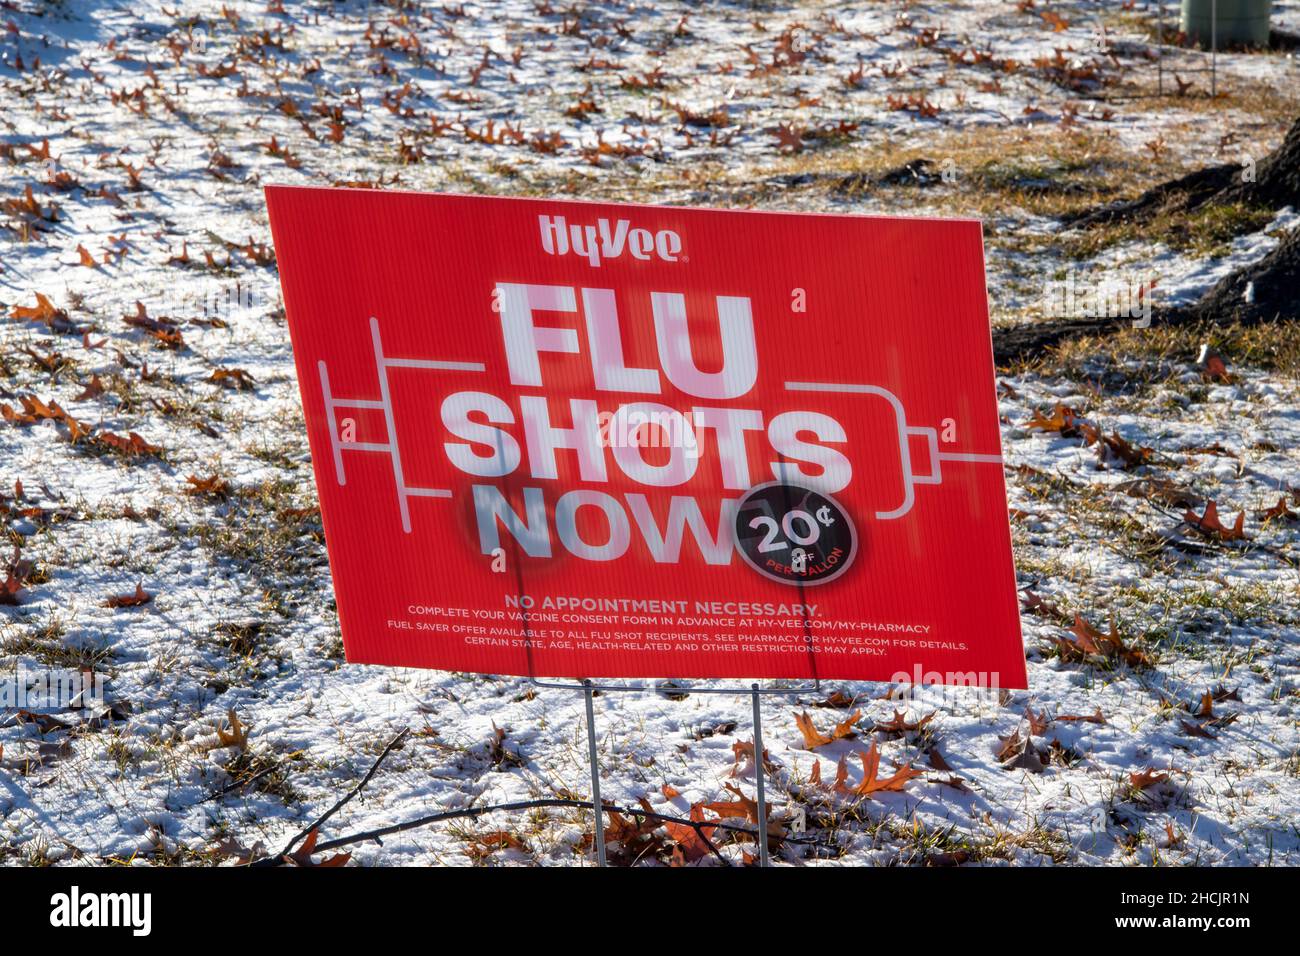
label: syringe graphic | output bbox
[318,317,484,533]
[784,381,1003,520]
[315,320,1004,533]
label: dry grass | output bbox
[1036,318,1300,381]
[701,124,1160,222]
[1061,200,1280,259]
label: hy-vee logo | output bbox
[538,214,682,267]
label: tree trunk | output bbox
[993,116,1300,362]
[1167,225,1300,326]
[1066,115,1300,229]
[991,227,1299,364]
[991,315,1126,364]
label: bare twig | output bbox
[251,726,823,866]
[278,727,410,859]
[270,797,823,865]
[192,762,281,806]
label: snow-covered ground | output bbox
[1,0,1297,866]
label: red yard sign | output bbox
[266,187,1026,688]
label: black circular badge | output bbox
[733,482,857,586]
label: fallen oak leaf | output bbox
[1129,768,1169,790]
[794,709,861,749]
[1114,477,1202,508]
[208,367,256,390]
[872,709,935,737]
[165,241,191,265]
[1020,589,1069,623]
[1026,403,1083,436]
[1083,426,1153,470]
[1056,614,1153,669]
[926,849,971,866]
[122,300,176,333]
[16,709,73,733]
[926,747,954,771]
[662,802,716,862]
[601,798,663,852]
[0,546,37,606]
[1183,500,1248,542]
[75,374,106,401]
[33,738,74,768]
[4,395,49,423]
[1256,496,1298,522]
[1025,707,1050,736]
[104,582,152,608]
[241,236,275,266]
[213,836,268,865]
[997,728,1045,773]
[94,430,163,457]
[769,121,805,153]
[1040,10,1070,31]
[123,301,185,349]
[1209,683,1241,703]
[1200,709,1239,731]
[485,723,524,768]
[185,474,232,499]
[729,739,774,777]
[474,832,526,853]
[1068,613,1111,656]
[812,689,859,709]
[702,784,756,821]
[2,184,59,226]
[1164,822,1184,849]
[1197,345,1236,384]
[213,837,266,868]
[837,740,925,797]
[0,573,24,606]
[284,828,350,867]
[21,346,70,374]
[465,830,527,860]
[569,800,650,860]
[1181,442,1238,459]
[217,708,249,749]
[794,711,831,748]
[832,755,849,791]
[703,783,784,845]
[9,292,75,332]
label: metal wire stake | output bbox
[1157,1,1164,96]
[1210,0,1217,98]
[583,680,607,867]
[751,684,770,867]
